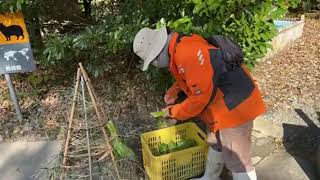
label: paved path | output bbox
[251,118,319,180]
[256,151,317,180]
[0,141,62,180]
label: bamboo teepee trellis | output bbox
[59,63,120,179]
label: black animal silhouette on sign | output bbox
[0,23,24,41]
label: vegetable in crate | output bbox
[155,139,197,156]
[168,141,176,152]
[175,139,197,151]
[159,143,169,155]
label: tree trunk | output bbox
[83,0,92,17]
[33,16,43,47]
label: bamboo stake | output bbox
[67,148,109,158]
[78,65,108,124]
[67,145,107,155]
[79,64,110,146]
[78,63,111,132]
[78,64,120,179]
[60,68,81,180]
[79,63,97,100]
[62,68,81,165]
[81,76,93,180]
[79,63,110,125]
[97,149,113,162]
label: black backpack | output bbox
[205,35,244,71]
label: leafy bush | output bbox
[0,0,301,89]
[154,0,300,69]
[41,14,147,77]
[42,35,74,67]
[301,0,320,11]
[142,0,300,88]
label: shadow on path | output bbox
[282,109,320,180]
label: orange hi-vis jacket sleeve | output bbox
[165,81,181,100]
[168,33,215,120]
[168,32,267,132]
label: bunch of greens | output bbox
[155,139,197,156]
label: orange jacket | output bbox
[167,32,266,132]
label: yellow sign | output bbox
[0,11,35,74]
[0,12,30,45]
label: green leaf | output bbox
[245,26,251,36]
[106,121,118,138]
[192,0,202,4]
[151,110,166,118]
[16,0,22,10]
[208,1,220,11]
[270,7,287,19]
[266,43,273,49]
[259,45,267,54]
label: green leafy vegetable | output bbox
[154,139,197,156]
[150,110,166,118]
[106,121,136,160]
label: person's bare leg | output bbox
[220,121,257,180]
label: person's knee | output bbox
[225,158,254,173]
[222,146,253,173]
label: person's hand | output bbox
[161,107,178,124]
[167,119,178,126]
[162,107,171,118]
[164,94,176,105]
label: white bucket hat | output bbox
[133,27,168,71]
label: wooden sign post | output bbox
[0,12,36,121]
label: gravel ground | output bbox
[253,18,320,127]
